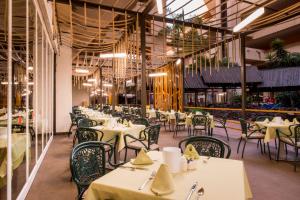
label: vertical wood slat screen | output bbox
[153,62,183,111]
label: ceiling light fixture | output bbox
[87,78,97,82]
[99,53,127,59]
[156,0,163,14]
[233,7,265,32]
[75,68,89,74]
[149,72,167,77]
[83,83,92,87]
[28,66,33,70]
[176,58,182,65]
[103,83,113,87]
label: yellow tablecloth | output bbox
[146,109,156,119]
[255,121,295,143]
[0,132,27,188]
[91,124,145,152]
[86,151,252,200]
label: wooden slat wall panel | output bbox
[153,62,183,112]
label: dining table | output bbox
[85,151,252,200]
[0,127,27,188]
[91,124,146,152]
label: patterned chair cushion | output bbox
[127,140,160,150]
[280,137,300,147]
[194,125,206,129]
[242,132,265,139]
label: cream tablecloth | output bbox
[255,121,296,143]
[86,151,252,200]
[0,130,27,188]
[146,109,156,119]
[91,124,145,152]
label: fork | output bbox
[138,170,156,190]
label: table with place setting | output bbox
[254,117,299,143]
[85,150,252,200]
[91,122,146,152]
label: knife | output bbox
[185,181,198,200]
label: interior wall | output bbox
[72,85,89,106]
[56,45,72,133]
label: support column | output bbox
[181,58,185,111]
[140,14,146,117]
[99,66,103,109]
[240,34,246,118]
[56,45,72,133]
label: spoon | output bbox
[197,187,204,199]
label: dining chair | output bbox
[238,118,271,159]
[178,136,231,158]
[70,141,121,199]
[77,118,98,128]
[192,115,208,136]
[68,113,77,137]
[155,111,168,130]
[133,117,150,127]
[123,125,161,162]
[75,127,103,144]
[213,114,229,141]
[11,124,35,141]
[276,124,300,171]
[173,112,186,137]
[255,115,277,149]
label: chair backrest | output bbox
[291,124,300,143]
[192,115,207,126]
[76,128,100,144]
[70,141,107,198]
[78,118,97,128]
[143,125,161,147]
[133,118,150,127]
[69,112,76,124]
[155,111,161,119]
[179,136,231,158]
[256,116,273,122]
[239,118,248,135]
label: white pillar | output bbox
[56,45,72,133]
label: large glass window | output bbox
[0,0,55,199]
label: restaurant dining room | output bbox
[1,0,300,199]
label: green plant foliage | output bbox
[262,38,300,68]
[275,91,300,108]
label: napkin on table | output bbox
[131,148,153,165]
[183,144,200,160]
[293,118,300,124]
[151,164,175,196]
[263,118,269,124]
[284,119,291,125]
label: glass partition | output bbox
[0,0,55,199]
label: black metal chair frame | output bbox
[70,141,122,199]
[237,118,271,159]
[178,136,231,158]
[192,115,208,136]
[123,125,161,162]
[276,124,300,171]
[133,117,150,127]
[213,114,229,141]
[173,112,186,137]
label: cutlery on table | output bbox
[197,187,204,199]
[138,170,156,190]
[185,181,198,200]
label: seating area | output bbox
[1,0,300,200]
